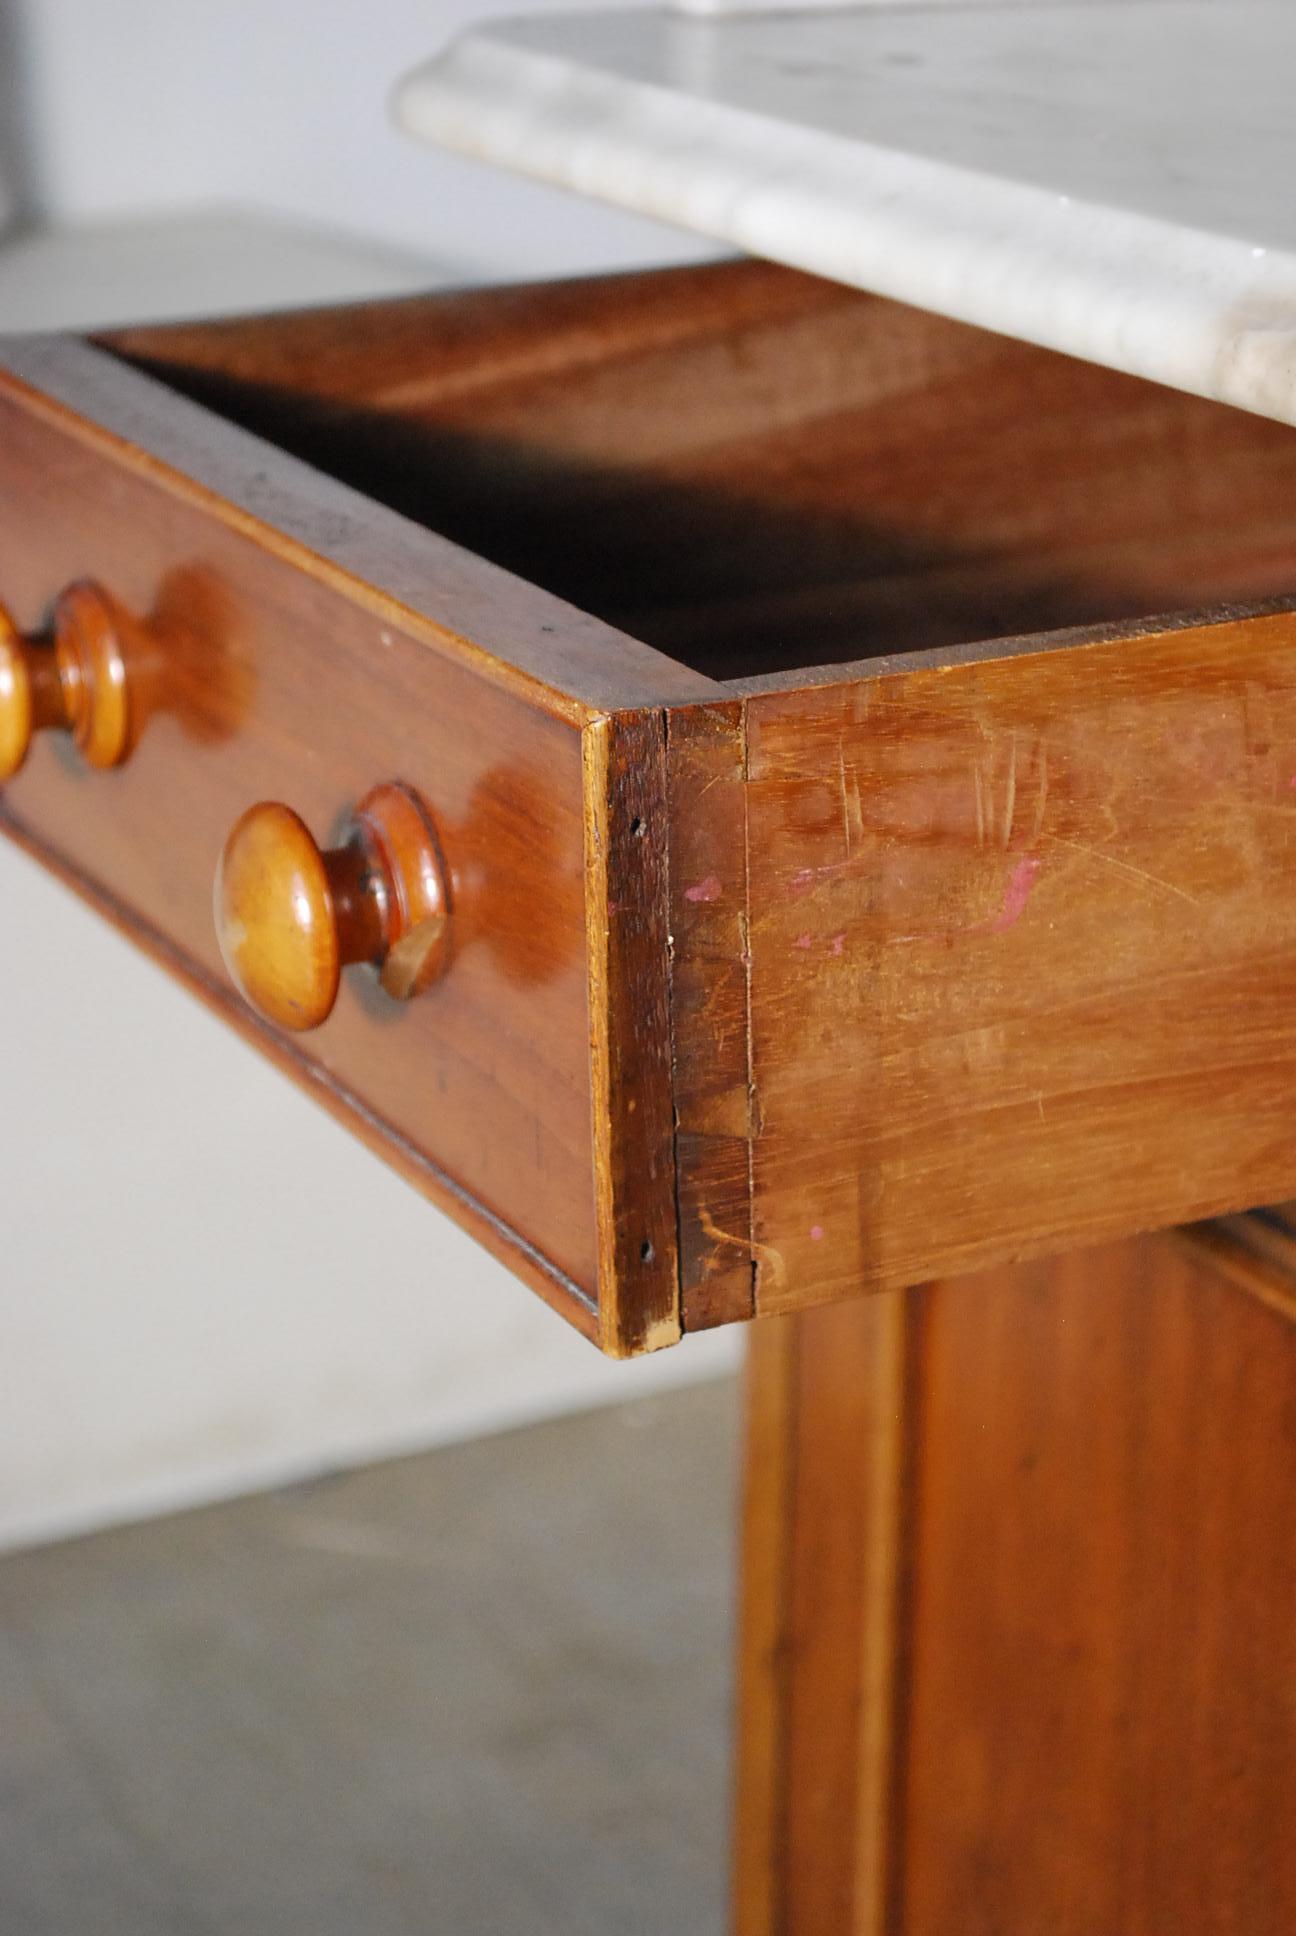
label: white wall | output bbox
[7,0,718,279]
[0,2,739,1552]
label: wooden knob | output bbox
[214,782,450,1031]
[0,583,133,780]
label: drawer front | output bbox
[0,353,623,1340]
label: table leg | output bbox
[733,1215,1296,1935]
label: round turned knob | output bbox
[214,782,450,1032]
[0,583,133,780]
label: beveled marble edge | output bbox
[395,20,1296,429]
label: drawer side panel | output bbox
[744,613,1296,1310]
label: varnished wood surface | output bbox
[0,342,653,1346]
[215,800,354,1032]
[582,709,682,1355]
[736,1215,1296,1935]
[733,1295,916,1936]
[9,261,1296,1341]
[742,609,1296,1311]
[102,265,1296,1319]
[901,1226,1296,1936]
[665,702,754,1331]
[106,261,1296,686]
[4,330,718,717]
[732,1303,797,1936]
[0,582,137,777]
[214,783,451,1032]
[109,265,1296,1311]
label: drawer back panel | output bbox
[111,261,1296,686]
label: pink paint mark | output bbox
[794,932,813,950]
[829,932,846,956]
[987,855,1042,934]
[791,866,816,893]
[809,1224,825,1242]
[684,874,723,904]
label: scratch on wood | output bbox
[699,1205,788,1292]
[1042,831,1201,905]
[1001,730,1018,849]
[837,742,863,857]
[1030,744,1050,843]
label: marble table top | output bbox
[396,1,1296,427]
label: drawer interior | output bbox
[107,260,1296,684]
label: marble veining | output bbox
[396,2,1296,427]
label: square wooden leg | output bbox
[734,1216,1296,1934]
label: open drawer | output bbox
[4,258,1296,1351]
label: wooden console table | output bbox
[3,4,1294,1926]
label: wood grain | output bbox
[100,258,845,417]
[0,339,689,1348]
[4,331,717,716]
[12,263,1296,1342]
[0,803,601,1343]
[666,702,755,1330]
[98,267,1296,1316]
[736,1214,1296,1935]
[0,582,137,778]
[731,1309,798,1936]
[213,783,450,1032]
[734,1289,917,1936]
[108,262,1296,686]
[744,610,1296,1313]
[107,268,1296,1311]
[583,708,681,1355]
[902,1229,1296,1936]
[782,1294,915,1936]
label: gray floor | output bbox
[0,1379,740,1936]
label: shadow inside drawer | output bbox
[110,264,1296,683]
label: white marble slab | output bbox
[396,1,1296,427]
